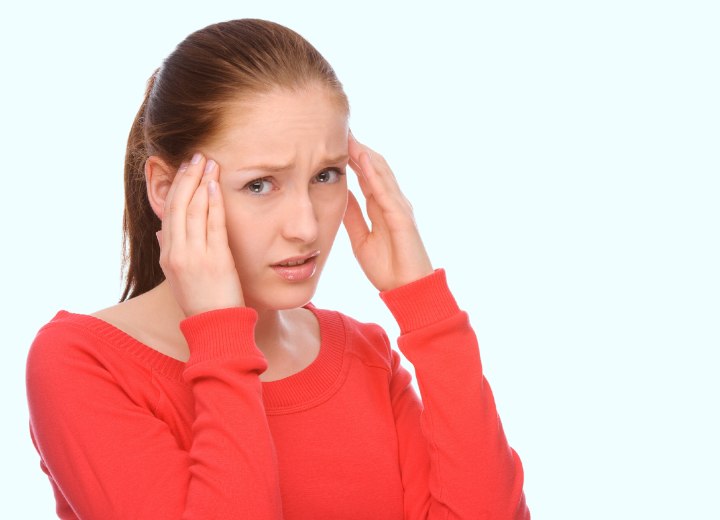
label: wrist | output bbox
[379,268,460,334]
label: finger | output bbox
[166,152,205,246]
[186,158,215,250]
[206,164,231,253]
[347,136,372,199]
[361,145,404,199]
[159,160,188,241]
[343,190,370,253]
[348,134,399,199]
[348,130,364,160]
[348,133,371,182]
[358,151,414,234]
[348,134,410,225]
[347,132,365,173]
[357,150,399,209]
[348,156,372,200]
[356,138,399,184]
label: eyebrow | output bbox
[233,154,349,174]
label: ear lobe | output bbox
[145,155,175,220]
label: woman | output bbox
[26,18,530,519]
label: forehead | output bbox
[208,87,349,165]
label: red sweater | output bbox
[26,269,529,519]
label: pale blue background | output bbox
[2,1,718,518]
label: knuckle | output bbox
[185,205,202,219]
[207,220,224,234]
[165,253,185,271]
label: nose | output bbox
[280,189,318,244]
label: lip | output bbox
[271,257,318,282]
[271,250,321,267]
[271,251,321,282]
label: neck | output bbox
[150,280,291,357]
[253,305,290,355]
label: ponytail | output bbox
[119,69,164,302]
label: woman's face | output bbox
[201,86,349,312]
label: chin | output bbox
[244,277,320,312]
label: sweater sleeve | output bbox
[25,307,283,520]
[380,269,530,520]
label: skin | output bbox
[142,85,433,371]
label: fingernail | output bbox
[204,159,216,175]
[191,152,202,164]
[178,162,189,173]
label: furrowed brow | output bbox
[235,162,293,174]
[234,154,349,174]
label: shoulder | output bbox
[30,295,141,352]
[25,310,111,405]
[26,311,103,375]
[26,306,149,384]
[26,308,165,419]
[28,310,103,359]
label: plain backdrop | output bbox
[2,1,718,518]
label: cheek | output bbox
[221,203,263,263]
[318,188,348,229]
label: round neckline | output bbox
[52,304,349,413]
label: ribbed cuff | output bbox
[379,268,461,334]
[179,306,260,365]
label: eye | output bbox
[313,168,345,184]
[244,177,273,195]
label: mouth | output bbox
[272,251,321,268]
[271,251,321,282]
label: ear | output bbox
[145,155,176,221]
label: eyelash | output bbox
[242,167,346,196]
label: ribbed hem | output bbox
[51,310,189,381]
[261,307,348,414]
[179,307,261,366]
[51,304,349,414]
[379,268,461,334]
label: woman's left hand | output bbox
[343,132,434,292]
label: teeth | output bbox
[281,259,306,267]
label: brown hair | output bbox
[120,19,349,302]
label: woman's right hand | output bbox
[155,152,244,317]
